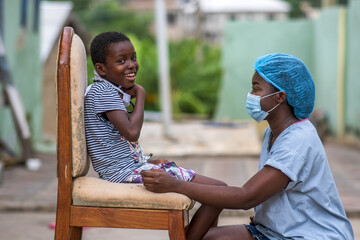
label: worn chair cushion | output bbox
[70,34,89,177]
[72,176,195,210]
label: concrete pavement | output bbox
[0,121,359,239]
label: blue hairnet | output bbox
[253,53,315,120]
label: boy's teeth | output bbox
[125,73,135,76]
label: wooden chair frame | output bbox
[55,27,189,240]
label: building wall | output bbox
[216,1,360,139]
[0,0,42,153]
[41,37,58,143]
[216,19,314,120]
[345,0,360,136]
[313,7,341,134]
[201,12,289,42]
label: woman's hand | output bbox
[141,169,179,193]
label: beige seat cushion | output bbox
[72,177,195,210]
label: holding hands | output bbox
[141,169,180,193]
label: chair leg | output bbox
[168,211,186,240]
[54,210,71,240]
[70,226,83,240]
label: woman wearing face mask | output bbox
[141,53,354,240]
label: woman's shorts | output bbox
[244,225,270,240]
[124,162,196,183]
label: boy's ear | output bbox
[95,63,106,76]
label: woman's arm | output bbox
[141,166,290,209]
[106,84,145,142]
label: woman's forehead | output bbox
[252,72,273,89]
[252,72,265,84]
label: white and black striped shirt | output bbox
[84,81,145,182]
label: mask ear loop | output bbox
[267,102,281,113]
[266,91,284,113]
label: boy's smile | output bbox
[98,41,139,89]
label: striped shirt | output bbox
[84,81,145,183]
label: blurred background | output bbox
[0,0,360,239]
[0,0,359,157]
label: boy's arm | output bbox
[141,166,290,210]
[147,159,169,165]
[106,84,145,142]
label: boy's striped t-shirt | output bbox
[84,81,144,183]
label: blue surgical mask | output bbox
[246,92,281,122]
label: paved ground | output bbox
[0,121,359,239]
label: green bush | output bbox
[78,0,153,39]
[169,40,222,118]
[77,0,222,118]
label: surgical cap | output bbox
[253,53,315,120]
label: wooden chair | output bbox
[55,26,194,240]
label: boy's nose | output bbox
[127,61,137,69]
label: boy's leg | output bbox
[186,174,226,240]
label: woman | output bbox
[141,53,354,240]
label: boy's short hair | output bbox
[90,32,130,65]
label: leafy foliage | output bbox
[130,36,160,111]
[282,0,348,18]
[169,40,222,117]
[127,36,222,118]
[77,0,153,39]
[70,0,222,118]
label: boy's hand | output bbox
[147,159,170,165]
[141,169,179,193]
[122,84,145,99]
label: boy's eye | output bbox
[117,59,125,64]
[131,56,137,62]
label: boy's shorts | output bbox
[244,225,270,240]
[124,162,195,183]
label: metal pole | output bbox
[155,0,172,137]
[336,7,346,138]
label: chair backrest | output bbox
[57,27,89,180]
[69,32,89,177]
